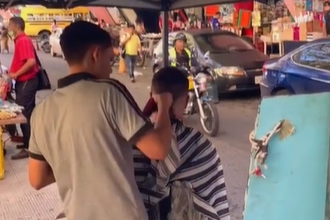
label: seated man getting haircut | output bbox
[134,67,230,220]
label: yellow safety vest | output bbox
[169,47,192,67]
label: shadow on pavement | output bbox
[219,89,261,101]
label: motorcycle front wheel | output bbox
[199,102,219,137]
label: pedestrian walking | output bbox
[120,24,141,82]
[51,19,58,33]
[8,17,39,159]
[27,21,173,220]
[211,12,222,30]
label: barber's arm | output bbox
[119,33,131,47]
[28,111,55,190]
[106,80,173,160]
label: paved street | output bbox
[0,51,260,220]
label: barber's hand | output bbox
[152,93,173,110]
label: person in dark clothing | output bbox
[211,12,221,30]
[8,17,39,159]
[323,1,330,36]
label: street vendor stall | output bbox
[1,0,277,66]
[0,103,26,180]
[0,60,25,180]
[141,33,162,57]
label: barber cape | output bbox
[133,120,230,220]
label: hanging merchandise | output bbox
[252,10,261,27]
[204,5,219,17]
[294,0,305,11]
[232,10,239,27]
[271,22,280,41]
[312,0,323,11]
[238,9,252,28]
[293,25,300,40]
[306,0,313,12]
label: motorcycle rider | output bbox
[169,33,192,68]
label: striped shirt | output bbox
[56,119,230,220]
[134,120,230,220]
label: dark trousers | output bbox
[124,55,137,79]
[15,77,39,148]
[159,196,171,220]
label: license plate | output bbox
[255,76,263,84]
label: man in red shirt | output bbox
[8,17,39,159]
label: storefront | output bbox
[204,0,325,44]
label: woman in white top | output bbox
[51,20,57,33]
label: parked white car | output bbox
[50,28,64,58]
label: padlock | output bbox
[252,166,266,178]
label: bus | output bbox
[20,6,91,39]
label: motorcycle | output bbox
[168,54,219,137]
[40,39,51,54]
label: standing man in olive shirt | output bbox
[27,21,173,220]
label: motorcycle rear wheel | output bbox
[199,102,219,137]
[42,42,51,53]
[136,52,145,67]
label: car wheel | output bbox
[38,31,51,40]
[273,89,291,96]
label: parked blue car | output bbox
[260,38,330,97]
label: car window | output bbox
[292,43,330,71]
[194,33,254,53]
[153,32,195,56]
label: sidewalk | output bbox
[0,73,153,220]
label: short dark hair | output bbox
[9,17,25,31]
[136,17,143,24]
[60,21,112,64]
[128,24,135,29]
[151,67,189,101]
[325,1,330,6]
[215,12,221,15]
